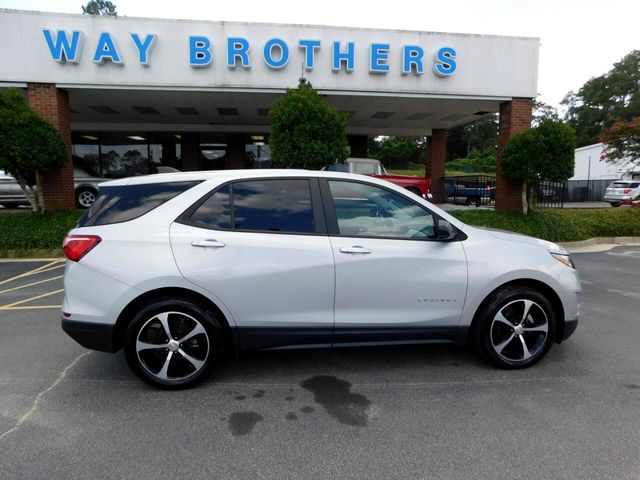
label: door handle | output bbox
[191,239,226,248]
[339,245,371,254]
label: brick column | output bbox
[348,135,368,158]
[181,134,199,171]
[27,83,75,210]
[227,133,247,169]
[495,98,533,211]
[425,129,447,203]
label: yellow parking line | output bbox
[0,259,65,287]
[0,288,65,310]
[1,305,61,310]
[0,275,63,295]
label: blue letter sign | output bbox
[130,33,156,65]
[298,39,321,71]
[263,38,289,69]
[402,45,424,74]
[227,37,251,68]
[92,32,122,63]
[434,47,457,76]
[332,41,355,72]
[189,36,212,67]
[369,43,390,73]
[42,30,83,63]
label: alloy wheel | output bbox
[490,299,549,364]
[78,190,96,208]
[135,311,210,382]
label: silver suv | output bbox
[61,170,581,389]
[604,180,640,207]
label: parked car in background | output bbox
[0,170,29,209]
[61,170,580,389]
[0,166,183,209]
[604,180,640,207]
[325,158,432,199]
[443,177,496,206]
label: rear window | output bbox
[612,182,640,188]
[78,181,201,227]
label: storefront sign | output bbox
[41,30,457,77]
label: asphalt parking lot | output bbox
[0,248,639,479]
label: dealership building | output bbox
[0,9,539,210]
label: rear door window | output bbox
[79,181,200,227]
[184,178,319,234]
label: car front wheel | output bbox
[475,286,556,369]
[124,299,223,389]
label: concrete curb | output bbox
[560,237,640,253]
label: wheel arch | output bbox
[112,287,238,354]
[467,278,566,345]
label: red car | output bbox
[325,158,432,199]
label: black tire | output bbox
[474,286,556,369]
[465,196,481,207]
[610,202,621,207]
[124,298,224,390]
[405,187,422,197]
[75,187,98,209]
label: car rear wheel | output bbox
[610,202,621,207]
[124,299,223,389]
[465,196,481,207]
[75,188,98,209]
[474,286,556,369]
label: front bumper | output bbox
[561,318,579,341]
[62,318,116,353]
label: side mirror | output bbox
[435,219,458,242]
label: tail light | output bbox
[624,188,632,194]
[63,235,101,262]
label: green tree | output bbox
[369,136,427,169]
[82,0,117,15]
[532,98,559,127]
[269,79,348,169]
[0,89,68,213]
[562,50,640,147]
[601,116,640,169]
[447,114,498,161]
[501,119,576,214]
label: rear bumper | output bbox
[62,318,116,353]
[604,195,633,204]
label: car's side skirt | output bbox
[237,326,464,352]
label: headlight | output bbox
[550,252,575,269]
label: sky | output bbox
[1,0,638,110]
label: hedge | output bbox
[451,208,640,243]
[0,208,638,256]
[0,210,84,254]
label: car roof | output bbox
[100,169,382,187]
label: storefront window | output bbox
[99,134,150,178]
[200,134,227,170]
[71,134,100,176]
[246,135,272,169]
[149,133,182,170]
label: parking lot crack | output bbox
[0,351,91,441]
